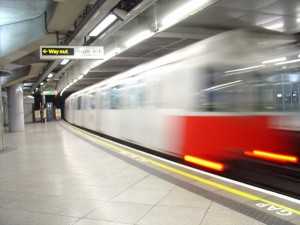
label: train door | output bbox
[46,102,54,121]
[120,78,143,143]
[74,96,83,126]
[275,74,300,112]
[97,88,110,133]
[71,98,75,123]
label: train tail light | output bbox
[244,150,298,163]
[184,155,224,171]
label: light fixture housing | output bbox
[60,59,70,65]
[125,30,154,48]
[276,58,300,65]
[161,0,209,31]
[89,14,118,37]
[262,57,286,64]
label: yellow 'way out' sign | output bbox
[40,46,104,60]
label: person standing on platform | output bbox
[40,106,47,123]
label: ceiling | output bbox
[1,0,300,97]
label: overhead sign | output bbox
[42,90,58,95]
[40,46,104,60]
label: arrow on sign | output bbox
[43,49,48,54]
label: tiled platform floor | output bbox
[0,122,295,225]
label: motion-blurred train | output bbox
[65,29,300,185]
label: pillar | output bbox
[7,83,24,132]
[0,83,4,151]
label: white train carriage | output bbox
[65,29,300,172]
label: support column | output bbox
[7,83,24,132]
[0,82,4,151]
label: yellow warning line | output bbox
[62,122,300,215]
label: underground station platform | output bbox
[0,121,299,225]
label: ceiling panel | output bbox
[85,72,117,79]
[234,12,280,26]
[3,0,300,95]
[180,7,247,29]
[216,0,278,11]
[256,0,300,16]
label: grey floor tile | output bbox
[73,186,126,201]
[130,175,175,191]
[86,201,152,224]
[2,122,293,225]
[30,213,78,225]
[101,158,131,169]
[112,188,169,205]
[209,202,231,210]
[0,183,38,193]
[32,183,88,197]
[136,205,207,225]
[113,167,149,179]
[0,208,40,225]
[75,218,132,225]
[47,197,104,217]
[93,176,143,188]
[158,188,212,208]
[200,208,266,225]
[0,190,27,206]
[61,174,106,185]
[291,218,300,225]
[78,168,123,177]
[2,193,65,212]
[18,173,73,183]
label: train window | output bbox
[76,96,82,110]
[130,84,143,109]
[141,77,160,109]
[91,92,96,109]
[111,86,120,109]
[199,69,254,112]
[69,99,73,109]
[100,90,110,109]
[86,92,96,110]
[197,68,300,113]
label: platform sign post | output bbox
[55,109,61,120]
[34,110,41,122]
[40,46,104,60]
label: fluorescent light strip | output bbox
[60,59,70,65]
[262,57,286,64]
[265,23,284,30]
[89,14,117,37]
[47,73,53,78]
[161,0,208,30]
[276,58,300,65]
[225,65,264,74]
[125,30,154,48]
[83,69,90,75]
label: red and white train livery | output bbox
[65,29,300,174]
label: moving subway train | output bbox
[65,29,300,196]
